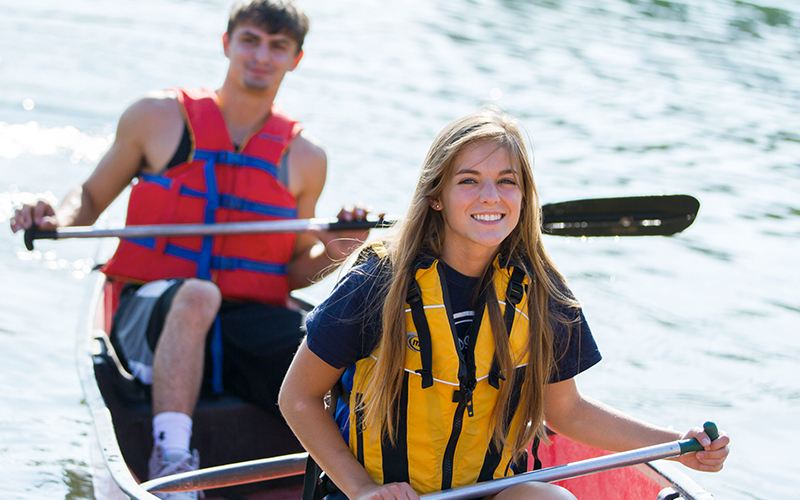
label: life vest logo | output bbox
[407,333,420,352]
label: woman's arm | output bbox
[543,378,730,472]
[279,341,419,500]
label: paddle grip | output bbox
[328,217,393,232]
[23,225,57,251]
[23,224,40,251]
[678,421,719,454]
[24,227,35,251]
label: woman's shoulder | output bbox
[350,248,392,282]
[316,252,392,315]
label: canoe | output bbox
[78,272,715,500]
[79,272,308,500]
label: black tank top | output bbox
[164,122,290,187]
[165,123,192,169]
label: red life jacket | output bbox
[102,88,301,306]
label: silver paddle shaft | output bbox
[46,218,342,239]
[141,452,308,493]
[422,441,685,500]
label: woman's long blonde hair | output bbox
[360,108,580,458]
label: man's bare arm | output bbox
[10,93,183,232]
[284,131,332,290]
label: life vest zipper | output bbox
[354,393,365,465]
[441,386,473,490]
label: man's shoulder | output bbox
[117,90,185,140]
[286,130,327,193]
[125,90,182,119]
[290,131,326,167]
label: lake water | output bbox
[1,0,798,498]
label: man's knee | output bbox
[171,279,222,322]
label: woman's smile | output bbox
[472,213,504,222]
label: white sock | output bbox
[152,412,193,457]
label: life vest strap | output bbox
[124,237,157,249]
[218,193,298,219]
[138,173,173,189]
[210,256,288,275]
[164,242,202,261]
[489,267,526,389]
[478,365,527,481]
[382,372,411,484]
[158,242,292,278]
[407,280,434,388]
[194,149,280,179]
[210,316,224,394]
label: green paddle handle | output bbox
[678,422,720,454]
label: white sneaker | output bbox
[147,444,202,500]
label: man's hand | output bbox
[318,205,377,261]
[10,199,58,233]
[287,205,382,289]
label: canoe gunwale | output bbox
[77,273,162,500]
[645,461,716,500]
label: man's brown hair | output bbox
[227,0,310,53]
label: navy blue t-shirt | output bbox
[306,257,601,383]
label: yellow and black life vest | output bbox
[339,248,531,494]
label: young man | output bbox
[10,1,366,497]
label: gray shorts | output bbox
[109,279,183,385]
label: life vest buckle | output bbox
[406,282,422,305]
[221,194,245,211]
[217,150,245,166]
[212,256,235,270]
[488,370,506,389]
[507,280,524,306]
[415,368,433,388]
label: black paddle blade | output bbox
[541,194,700,237]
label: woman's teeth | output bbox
[472,214,502,221]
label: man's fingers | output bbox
[15,206,33,231]
[10,209,23,232]
[9,201,57,233]
[336,204,371,223]
[33,200,54,225]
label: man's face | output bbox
[223,23,303,92]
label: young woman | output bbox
[279,109,730,500]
